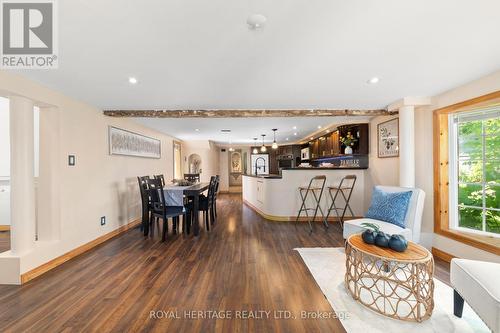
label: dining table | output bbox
[162,182,210,236]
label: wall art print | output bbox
[377,118,399,158]
[109,126,161,158]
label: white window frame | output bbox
[448,107,500,238]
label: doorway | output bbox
[173,141,182,180]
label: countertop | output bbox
[282,167,368,170]
[242,166,368,180]
[242,174,282,179]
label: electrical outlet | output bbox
[100,216,106,226]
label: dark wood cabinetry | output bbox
[310,140,320,159]
[331,131,340,155]
[269,149,278,174]
[337,123,369,155]
[278,145,293,156]
[251,144,302,174]
[305,123,368,159]
[251,123,368,172]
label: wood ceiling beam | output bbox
[103,109,395,118]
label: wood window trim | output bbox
[433,90,500,256]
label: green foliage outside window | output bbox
[457,117,499,234]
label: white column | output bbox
[9,95,36,255]
[37,106,61,241]
[399,105,415,187]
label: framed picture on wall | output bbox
[109,126,161,158]
[377,118,399,158]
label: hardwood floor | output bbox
[0,230,9,253]
[0,194,450,332]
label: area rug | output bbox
[295,247,489,333]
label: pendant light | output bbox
[252,138,258,154]
[260,134,267,152]
[271,128,278,149]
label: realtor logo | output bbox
[1,0,58,68]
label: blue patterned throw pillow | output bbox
[365,188,412,228]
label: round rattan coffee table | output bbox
[345,234,434,322]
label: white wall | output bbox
[181,140,219,183]
[218,146,251,192]
[415,70,500,262]
[219,148,229,192]
[0,97,10,226]
[0,99,40,227]
[0,70,178,282]
[0,97,9,178]
[364,115,400,211]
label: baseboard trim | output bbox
[20,219,141,284]
[243,199,361,222]
[432,247,456,263]
[0,225,10,231]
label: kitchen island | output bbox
[242,168,366,221]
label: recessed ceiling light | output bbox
[293,132,298,136]
[247,14,267,30]
[293,126,297,130]
[310,137,314,140]
[195,129,199,132]
[325,129,330,133]
[285,138,289,141]
[317,125,322,129]
[128,77,138,84]
[367,77,379,84]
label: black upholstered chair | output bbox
[154,174,166,186]
[146,178,185,241]
[137,176,151,232]
[212,175,220,220]
[186,176,217,231]
[184,173,200,183]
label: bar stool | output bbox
[324,175,356,228]
[295,175,327,232]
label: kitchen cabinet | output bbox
[310,140,319,159]
[318,137,327,157]
[269,149,278,174]
[279,145,293,156]
[331,131,340,155]
[338,123,369,155]
[304,124,368,160]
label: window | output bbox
[448,106,500,237]
[434,91,500,255]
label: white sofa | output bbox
[451,258,500,333]
[342,186,425,243]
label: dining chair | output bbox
[186,176,217,231]
[154,174,165,187]
[147,178,185,241]
[184,173,200,183]
[137,176,151,232]
[213,175,220,219]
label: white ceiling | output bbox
[135,116,372,144]
[13,0,500,111]
[10,0,500,143]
